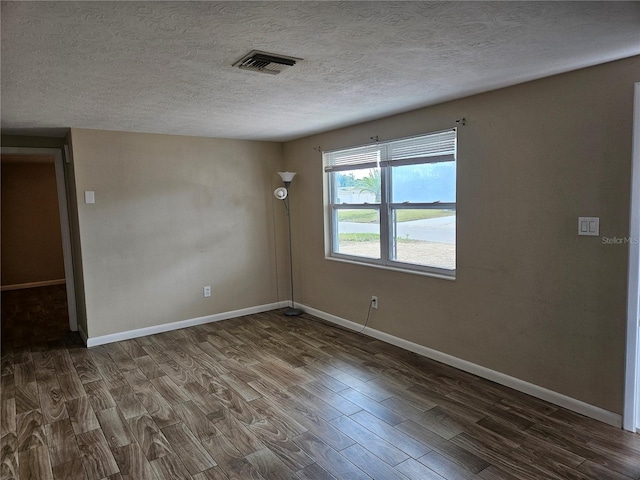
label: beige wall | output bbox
[1,157,65,286]
[69,129,285,338]
[283,56,640,414]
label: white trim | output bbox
[0,279,66,291]
[624,82,640,432]
[85,301,289,347]
[301,304,622,428]
[1,147,78,332]
[325,256,456,281]
[54,148,78,332]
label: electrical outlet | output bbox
[371,296,378,309]
[203,286,211,298]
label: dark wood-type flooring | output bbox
[2,286,640,479]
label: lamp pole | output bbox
[276,172,302,316]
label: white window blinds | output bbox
[324,129,456,172]
[383,129,456,166]
[323,145,381,172]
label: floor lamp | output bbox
[274,171,303,316]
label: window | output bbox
[324,129,456,277]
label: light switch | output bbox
[85,191,95,204]
[580,221,588,233]
[578,217,599,236]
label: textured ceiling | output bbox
[2,1,639,142]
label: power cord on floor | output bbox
[297,297,374,336]
[358,298,374,334]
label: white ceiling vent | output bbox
[233,50,301,75]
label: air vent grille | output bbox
[234,50,301,75]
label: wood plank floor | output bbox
[2,286,640,479]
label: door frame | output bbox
[624,83,640,432]
[1,146,78,332]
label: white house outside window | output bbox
[324,129,457,278]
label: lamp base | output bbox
[283,307,303,316]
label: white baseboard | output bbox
[300,304,622,428]
[1,279,66,291]
[81,299,621,428]
[85,301,289,347]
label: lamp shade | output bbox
[274,187,288,200]
[277,171,297,183]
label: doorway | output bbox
[624,83,640,432]
[0,147,77,337]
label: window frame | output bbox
[324,129,457,279]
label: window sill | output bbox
[325,255,456,281]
